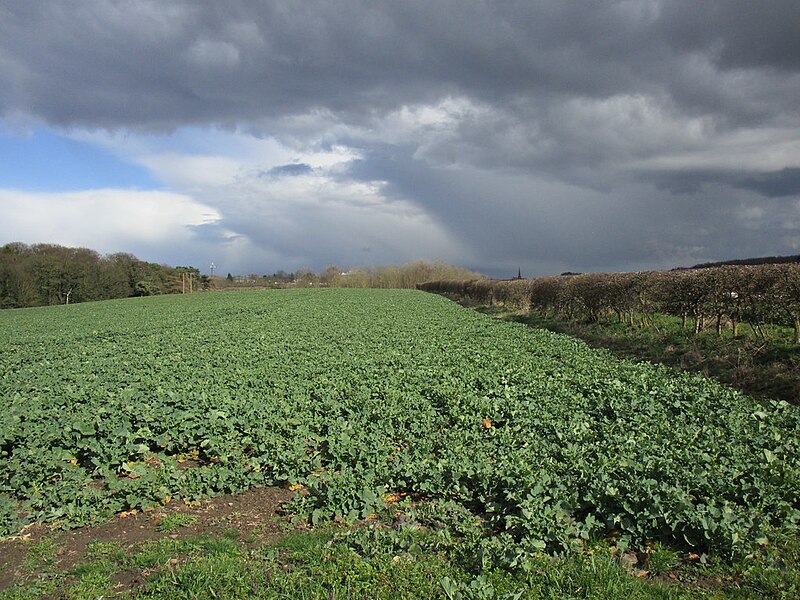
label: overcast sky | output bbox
[2,1,800,277]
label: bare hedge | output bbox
[419,264,800,343]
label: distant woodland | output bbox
[220,262,486,290]
[0,243,186,309]
[0,242,485,309]
[689,254,800,269]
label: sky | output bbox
[1,1,800,278]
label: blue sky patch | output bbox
[0,128,158,192]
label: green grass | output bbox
[22,539,58,571]
[647,543,681,576]
[3,525,799,599]
[154,513,198,532]
[84,540,126,562]
[64,565,114,600]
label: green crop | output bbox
[1,289,798,568]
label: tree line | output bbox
[1,242,485,309]
[214,261,485,290]
[690,254,800,269]
[419,264,800,344]
[322,261,485,289]
[0,243,185,309]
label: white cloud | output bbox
[153,149,468,269]
[631,126,800,172]
[139,154,244,189]
[0,188,221,252]
[555,94,714,159]
[0,129,470,272]
[71,127,360,181]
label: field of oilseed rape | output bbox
[1,288,798,568]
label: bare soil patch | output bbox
[0,486,294,592]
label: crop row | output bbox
[1,289,798,566]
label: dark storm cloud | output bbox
[4,1,798,129]
[266,163,313,177]
[2,1,800,272]
[343,149,695,273]
[658,1,800,71]
[342,145,800,276]
[648,168,800,198]
[734,169,800,199]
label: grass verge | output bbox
[2,518,799,599]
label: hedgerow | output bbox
[419,264,800,342]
